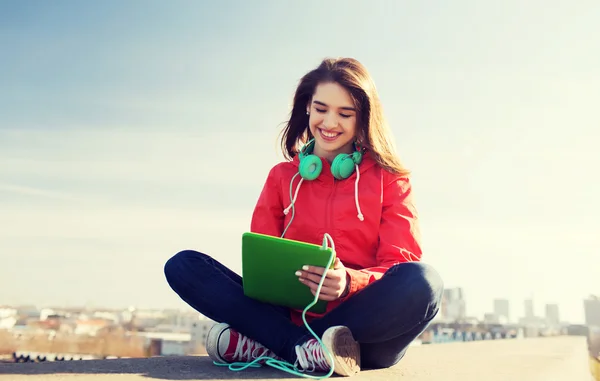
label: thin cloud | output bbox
[0,206,252,240]
[0,183,77,201]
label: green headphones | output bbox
[298,138,363,180]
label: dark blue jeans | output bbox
[164,250,443,369]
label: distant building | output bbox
[440,288,466,322]
[524,299,534,320]
[74,318,112,336]
[189,317,216,354]
[584,296,600,327]
[136,331,192,356]
[26,317,62,331]
[545,304,560,326]
[0,316,16,329]
[493,299,510,323]
[0,307,18,330]
[484,313,500,324]
[15,305,40,319]
[0,307,17,319]
[518,298,546,330]
[40,308,57,321]
[92,311,121,324]
[162,309,200,330]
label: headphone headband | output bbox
[299,138,316,159]
[298,138,363,180]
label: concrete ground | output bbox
[0,336,593,381]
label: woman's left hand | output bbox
[296,257,350,301]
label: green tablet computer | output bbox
[241,232,335,314]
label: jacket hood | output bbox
[285,150,379,222]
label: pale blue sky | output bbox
[1,1,598,323]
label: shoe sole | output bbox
[205,322,230,363]
[321,326,361,377]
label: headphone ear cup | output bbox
[331,154,356,180]
[299,155,322,180]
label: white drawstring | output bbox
[283,176,304,215]
[354,164,364,221]
[284,165,364,222]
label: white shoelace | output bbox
[294,339,330,372]
[232,334,272,362]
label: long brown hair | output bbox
[279,57,410,176]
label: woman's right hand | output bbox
[296,257,350,301]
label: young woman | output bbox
[164,57,443,377]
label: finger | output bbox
[298,268,344,283]
[307,284,338,298]
[310,288,338,301]
[333,257,343,269]
[316,269,347,285]
[299,277,338,296]
[296,270,329,284]
[299,275,338,292]
[301,265,325,276]
[300,272,339,289]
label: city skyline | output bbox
[2,291,593,326]
[437,288,592,325]
[1,2,599,324]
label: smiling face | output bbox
[306,82,358,162]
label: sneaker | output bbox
[206,322,280,364]
[294,325,360,377]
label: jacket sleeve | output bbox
[342,173,422,299]
[250,165,285,238]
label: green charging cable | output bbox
[212,172,337,379]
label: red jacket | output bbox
[250,151,422,325]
